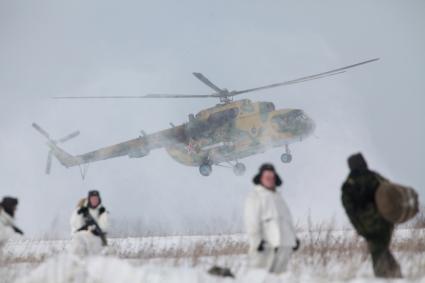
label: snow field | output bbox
[1,229,425,283]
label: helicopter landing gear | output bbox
[199,163,212,176]
[233,162,246,176]
[281,145,293,163]
[281,153,292,163]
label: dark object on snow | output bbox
[376,182,419,224]
[253,163,282,187]
[341,153,402,278]
[208,266,235,278]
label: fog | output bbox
[0,0,424,237]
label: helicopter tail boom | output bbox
[47,142,83,168]
[33,123,187,174]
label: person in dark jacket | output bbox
[341,153,401,278]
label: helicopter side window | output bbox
[259,102,275,113]
[208,108,239,124]
[267,103,275,111]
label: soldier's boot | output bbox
[369,241,402,278]
[374,249,402,278]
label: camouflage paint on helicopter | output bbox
[33,58,378,177]
[166,99,314,169]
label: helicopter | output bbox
[33,58,378,177]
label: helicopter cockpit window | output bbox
[207,108,239,124]
[267,103,275,111]
[271,115,288,132]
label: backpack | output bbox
[375,181,419,224]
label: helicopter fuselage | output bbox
[165,99,315,166]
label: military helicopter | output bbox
[33,58,378,177]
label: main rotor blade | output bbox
[53,94,217,99]
[192,73,223,92]
[32,123,50,139]
[144,93,218,98]
[58,131,80,143]
[232,58,379,96]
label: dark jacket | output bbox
[341,169,393,239]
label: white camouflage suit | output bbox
[70,199,109,256]
[0,208,21,257]
[244,185,297,274]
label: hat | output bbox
[88,190,100,197]
[253,163,283,187]
[1,196,18,217]
[348,153,368,171]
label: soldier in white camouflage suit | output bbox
[244,164,300,274]
[70,190,109,256]
[0,197,23,258]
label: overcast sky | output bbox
[0,0,424,237]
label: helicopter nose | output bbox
[300,112,315,137]
[272,109,315,137]
[290,110,315,136]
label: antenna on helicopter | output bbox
[53,58,379,104]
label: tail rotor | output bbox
[46,151,53,174]
[32,123,80,174]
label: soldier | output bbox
[0,197,23,256]
[244,163,300,274]
[341,153,402,278]
[70,190,109,256]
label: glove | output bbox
[293,238,300,251]
[257,240,266,252]
[77,206,89,216]
[98,207,106,215]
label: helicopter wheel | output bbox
[199,163,212,176]
[233,162,246,176]
[280,153,293,163]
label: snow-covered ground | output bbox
[1,229,425,283]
